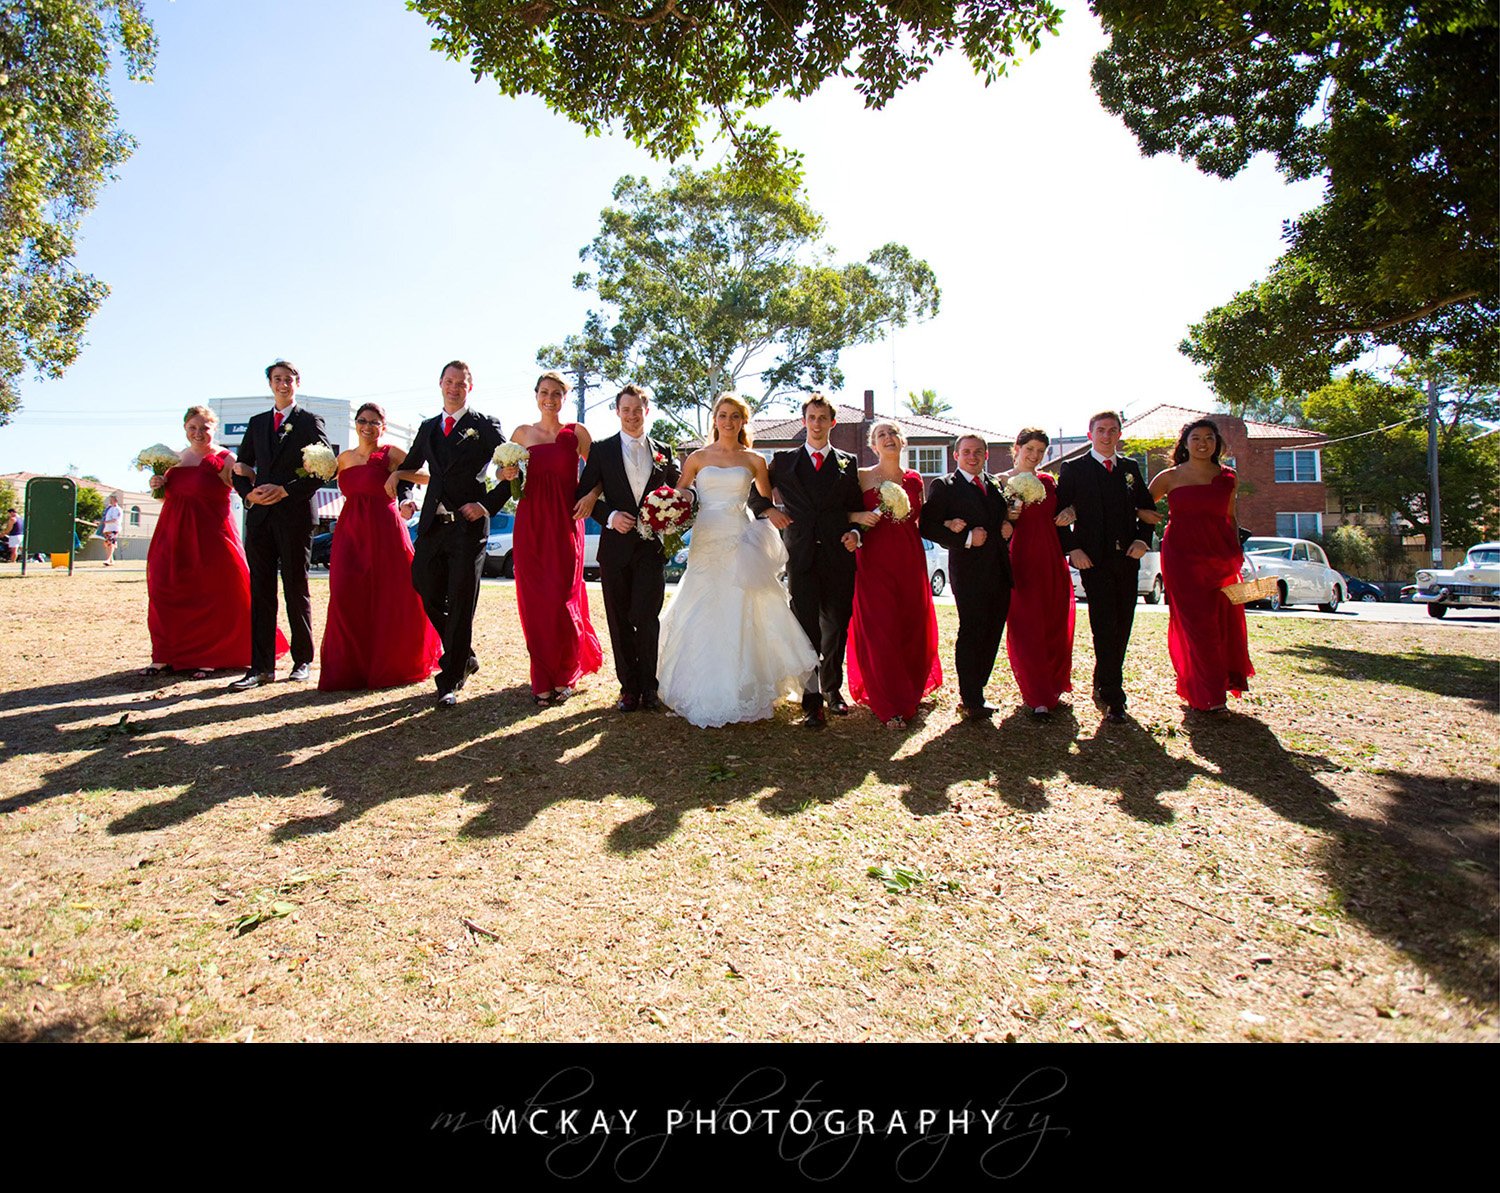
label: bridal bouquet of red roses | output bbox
[636,485,694,558]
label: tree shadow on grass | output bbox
[1274,643,1498,708]
[1186,713,1498,1006]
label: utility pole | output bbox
[1427,375,1443,564]
[573,367,593,427]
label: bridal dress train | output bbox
[656,465,818,727]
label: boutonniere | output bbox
[1125,472,1136,490]
[458,427,478,442]
[835,453,851,474]
[652,448,667,466]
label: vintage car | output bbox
[1413,542,1500,618]
[1238,537,1345,612]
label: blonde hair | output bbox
[184,405,216,425]
[710,393,753,448]
[868,418,905,449]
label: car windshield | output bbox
[1245,541,1292,560]
[1467,548,1500,565]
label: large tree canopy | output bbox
[1091,1,1497,410]
[0,0,156,423]
[408,0,1061,169]
[538,163,940,429]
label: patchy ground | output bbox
[1,564,1494,1042]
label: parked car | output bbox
[1341,573,1383,602]
[1413,542,1500,618]
[1238,537,1344,611]
[1069,550,1165,605]
[310,527,334,569]
[665,530,692,584]
[923,539,948,596]
[483,512,516,578]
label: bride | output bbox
[657,394,818,727]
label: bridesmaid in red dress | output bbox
[510,371,603,704]
[144,406,286,678]
[318,402,442,691]
[1150,418,1253,712]
[846,420,942,726]
[1002,428,1077,718]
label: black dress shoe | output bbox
[287,662,311,682]
[1105,705,1127,723]
[826,692,850,716]
[616,692,640,713]
[802,707,826,729]
[1092,690,1110,713]
[437,690,458,708]
[639,692,659,712]
[228,671,272,691]
[961,703,996,720]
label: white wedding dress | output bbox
[657,465,818,727]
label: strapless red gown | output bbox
[319,446,441,691]
[846,472,942,721]
[147,450,286,670]
[513,425,603,694]
[1004,471,1075,709]
[1161,468,1253,708]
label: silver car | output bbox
[1069,550,1166,605]
[1239,537,1345,612]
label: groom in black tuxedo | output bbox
[1053,409,1159,722]
[230,358,330,690]
[919,434,1012,719]
[750,394,864,728]
[575,384,680,712]
[397,360,513,707]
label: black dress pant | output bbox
[599,548,667,696]
[787,552,855,707]
[411,518,486,694]
[952,579,1010,710]
[245,515,314,672]
[1079,552,1141,708]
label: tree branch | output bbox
[1316,291,1482,339]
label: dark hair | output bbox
[952,433,987,455]
[439,360,471,383]
[801,393,836,419]
[535,370,571,394]
[615,384,650,407]
[265,359,300,382]
[1014,427,1049,449]
[1087,410,1123,432]
[1172,418,1224,466]
[355,402,386,423]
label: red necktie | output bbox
[973,473,984,490]
[812,451,824,471]
[443,415,456,437]
[273,411,284,434]
[1103,458,1114,473]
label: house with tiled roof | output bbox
[1042,404,1329,538]
[686,390,1015,486]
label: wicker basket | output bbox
[1221,575,1279,605]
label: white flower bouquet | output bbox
[493,442,529,471]
[1004,472,1046,506]
[133,445,181,476]
[297,443,338,481]
[877,480,911,522]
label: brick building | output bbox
[1042,404,1328,538]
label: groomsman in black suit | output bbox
[750,394,864,728]
[230,358,331,690]
[396,360,513,707]
[919,433,1013,719]
[1053,409,1159,722]
[575,384,680,712]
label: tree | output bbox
[0,0,157,423]
[1301,347,1500,547]
[1091,2,1497,410]
[905,388,952,418]
[538,162,940,431]
[410,0,1061,175]
[74,482,104,534]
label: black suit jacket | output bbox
[1053,454,1156,561]
[752,447,863,575]
[402,410,512,538]
[918,470,1013,592]
[576,433,680,566]
[232,405,331,530]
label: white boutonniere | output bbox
[1125,471,1136,490]
[459,427,479,442]
[835,453,850,474]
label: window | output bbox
[129,505,141,527]
[1274,448,1320,483]
[907,445,945,478]
[1340,497,1378,514]
[1221,455,1237,471]
[1275,512,1321,538]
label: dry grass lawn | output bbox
[1,564,1495,1043]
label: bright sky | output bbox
[3,0,1323,490]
